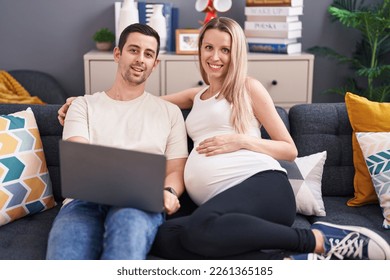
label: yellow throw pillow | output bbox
[345,92,390,206]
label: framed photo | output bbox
[175,29,200,55]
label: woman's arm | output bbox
[248,77,297,161]
[57,87,201,125]
[160,87,200,109]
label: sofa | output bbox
[0,102,389,260]
[8,70,68,104]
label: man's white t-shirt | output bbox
[63,91,188,159]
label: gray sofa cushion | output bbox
[0,205,61,259]
[289,103,354,197]
[310,196,389,241]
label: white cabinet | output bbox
[164,59,203,93]
[247,54,314,109]
[84,51,314,109]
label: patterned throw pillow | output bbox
[279,151,327,216]
[0,108,55,226]
[356,132,390,229]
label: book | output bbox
[246,37,297,44]
[245,6,303,16]
[170,7,179,53]
[246,0,303,6]
[246,15,299,22]
[245,21,302,31]
[248,42,302,54]
[115,1,122,46]
[244,29,302,39]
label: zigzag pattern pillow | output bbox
[356,132,390,229]
[0,108,55,226]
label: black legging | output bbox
[151,170,316,260]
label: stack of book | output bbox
[244,0,304,54]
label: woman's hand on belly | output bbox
[196,134,244,156]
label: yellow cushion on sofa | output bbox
[345,92,390,206]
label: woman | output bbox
[151,17,390,260]
[58,18,390,260]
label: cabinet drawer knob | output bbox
[198,81,204,86]
[271,80,278,86]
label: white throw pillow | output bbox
[279,151,327,216]
[356,132,390,229]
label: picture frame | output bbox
[175,29,200,55]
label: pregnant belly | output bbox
[184,150,268,205]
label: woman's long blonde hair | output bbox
[198,17,253,134]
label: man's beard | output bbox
[123,66,148,86]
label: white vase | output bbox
[117,0,139,45]
[148,4,167,53]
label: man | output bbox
[46,24,188,260]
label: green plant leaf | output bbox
[356,65,390,79]
[309,0,390,102]
[369,84,390,102]
[93,28,115,43]
[322,77,361,96]
[307,46,358,65]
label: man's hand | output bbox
[163,190,180,215]
[58,97,76,126]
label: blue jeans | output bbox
[46,200,164,260]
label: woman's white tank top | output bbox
[184,88,285,205]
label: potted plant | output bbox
[92,28,115,51]
[308,0,390,102]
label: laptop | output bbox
[59,140,166,213]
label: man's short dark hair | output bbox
[118,23,160,57]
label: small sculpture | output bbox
[195,0,232,25]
